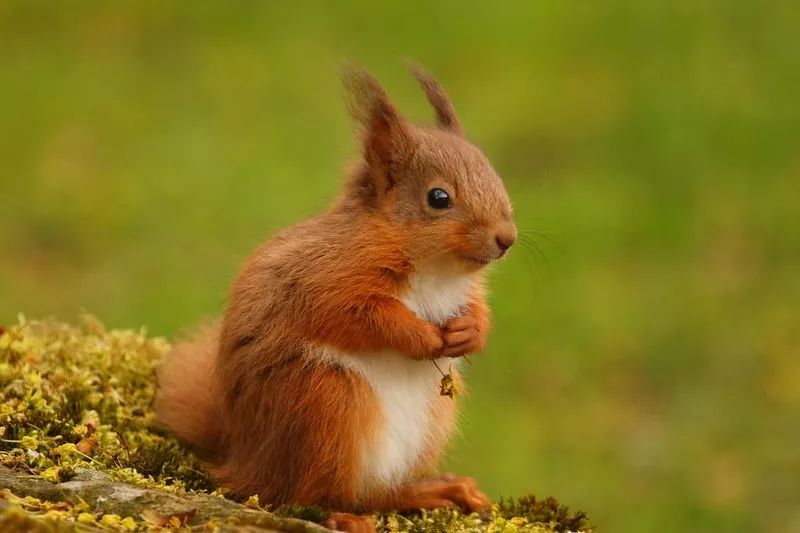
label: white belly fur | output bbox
[321,271,475,492]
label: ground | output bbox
[0,316,589,532]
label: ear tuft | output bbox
[340,62,411,196]
[407,61,463,135]
[340,62,388,127]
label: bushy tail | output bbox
[155,322,222,460]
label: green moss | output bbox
[273,503,331,524]
[0,317,590,532]
[497,496,589,532]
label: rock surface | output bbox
[0,466,327,532]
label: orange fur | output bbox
[212,360,377,508]
[155,63,515,522]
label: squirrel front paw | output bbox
[440,315,485,357]
[399,321,444,359]
[417,321,445,358]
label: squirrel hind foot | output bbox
[392,475,491,513]
[324,512,376,533]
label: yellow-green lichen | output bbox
[0,315,211,494]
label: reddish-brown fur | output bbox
[155,63,515,532]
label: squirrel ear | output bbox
[407,61,463,136]
[341,63,412,193]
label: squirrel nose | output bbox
[495,225,517,254]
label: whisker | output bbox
[519,229,555,235]
[526,236,551,272]
[512,236,543,286]
[519,230,563,255]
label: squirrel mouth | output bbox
[463,255,492,266]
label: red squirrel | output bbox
[155,63,516,532]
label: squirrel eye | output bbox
[427,188,452,209]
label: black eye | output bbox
[427,188,452,209]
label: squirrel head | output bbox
[340,62,517,273]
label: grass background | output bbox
[1,2,798,532]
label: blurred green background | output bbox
[1,2,798,532]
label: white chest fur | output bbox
[325,272,475,492]
[400,271,476,327]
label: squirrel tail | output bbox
[155,322,222,460]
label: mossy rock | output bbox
[0,316,590,532]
